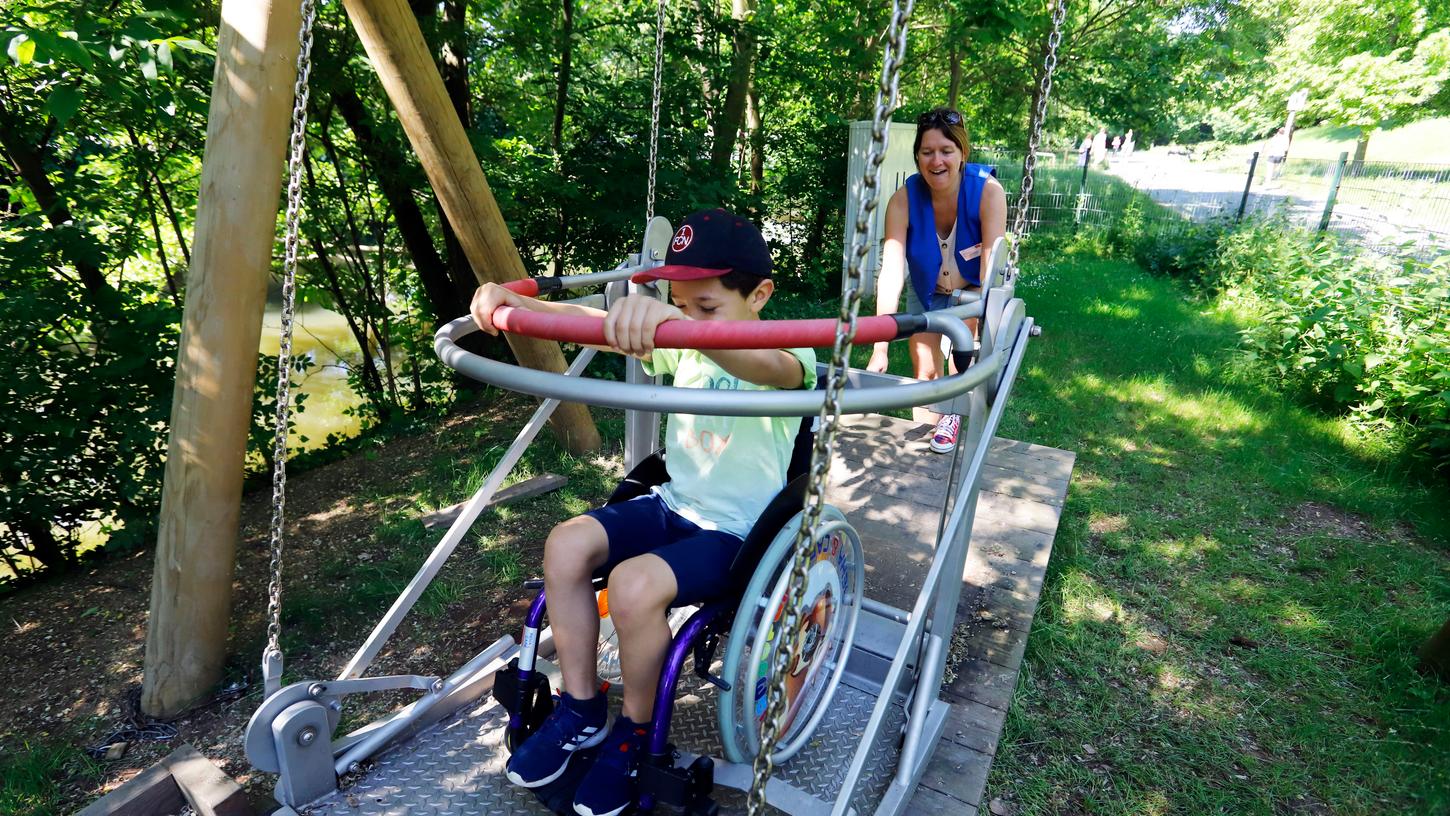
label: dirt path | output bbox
[1106,151,1448,256]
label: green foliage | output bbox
[0,742,101,816]
[1216,222,1450,467]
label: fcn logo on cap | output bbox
[671,224,694,252]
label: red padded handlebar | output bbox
[491,305,906,349]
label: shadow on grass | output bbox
[980,248,1450,815]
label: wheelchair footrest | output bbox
[492,657,554,752]
[640,751,717,815]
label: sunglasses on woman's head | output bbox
[918,110,963,127]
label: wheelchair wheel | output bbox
[716,505,864,764]
[596,589,697,686]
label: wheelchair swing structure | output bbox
[246,212,1036,815]
[242,0,1068,812]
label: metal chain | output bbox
[1006,0,1067,280]
[644,0,667,221]
[746,0,914,810]
[263,0,318,696]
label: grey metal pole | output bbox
[1318,151,1349,232]
[1237,151,1259,222]
[1074,147,1091,227]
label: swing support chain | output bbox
[1005,0,1068,282]
[746,0,915,810]
[645,0,667,221]
[263,0,319,699]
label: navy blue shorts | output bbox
[585,493,746,606]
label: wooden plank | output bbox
[166,744,253,816]
[943,702,1007,756]
[917,738,992,806]
[75,761,184,816]
[905,788,979,816]
[964,549,1047,598]
[969,521,1057,568]
[942,657,1020,712]
[76,743,253,816]
[979,463,1067,506]
[958,584,1040,635]
[958,618,1030,670]
[420,473,567,530]
[974,491,1067,537]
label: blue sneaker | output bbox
[573,716,647,816]
[505,692,608,788]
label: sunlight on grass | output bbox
[989,248,1450,815]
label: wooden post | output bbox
[141,0,304,718]
[341,0,600,454]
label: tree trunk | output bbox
[709,0,758,173]
[948,41,962,109]
[342,0,600,454]
[1418,616,1450,681]
[746,82,764,197]
[332,84,465,322]
[438,0,471,129]
[0,99,118,314]
[16,519,71,571]
[551,0,575,275]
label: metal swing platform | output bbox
[284,413,1073,816]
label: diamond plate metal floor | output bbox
[302,676,904,816]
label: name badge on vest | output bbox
[958,244,982,263]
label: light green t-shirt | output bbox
[642,346,818,539]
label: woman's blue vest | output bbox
[903,164,996,309]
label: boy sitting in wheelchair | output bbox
[470,209,816,816]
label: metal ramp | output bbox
[296,414,1075,816]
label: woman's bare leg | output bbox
[909,331,945,424]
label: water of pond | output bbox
[258,304,367,449]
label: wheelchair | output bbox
[492,415,866,814]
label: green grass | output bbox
[0,744,101,816]
[1281,118,1450,164]
[978,248,1450,814]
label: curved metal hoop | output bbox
[434,314,999,417]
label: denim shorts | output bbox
[585,493,746,605]
[902,286,954,315]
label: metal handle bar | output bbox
[433,311,1004,417]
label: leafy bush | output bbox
[1216,222,1450,468]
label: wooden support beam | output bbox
[141,0,304,718]
[341,0,600,454]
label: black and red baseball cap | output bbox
[631,208,772,284]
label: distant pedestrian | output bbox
[1092,128,1109,167]
[1113,135,1123,152]
[1077,133,1092,167]
[1123,129,1135,157]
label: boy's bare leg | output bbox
[908,332,945,424]
[543,515,611,701]
[606,554,678,722]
